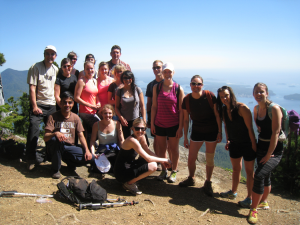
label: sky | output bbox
[0,0,299,74]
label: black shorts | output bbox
[228,141,256,161]
[190,130,218,142]
[155,124,179,138]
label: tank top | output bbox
[98,82,110,106]
[155,83,179,128]
[256,112,272,140]
[79,77,98,114]
[224,106,251,143]
[97,122,118,144]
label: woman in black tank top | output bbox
[217,86,256,208]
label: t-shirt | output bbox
[182,91,218,133]
[27,61,59,105]
[45,111,84,145]
[145,79,160,98]
[55,73,77,96]
[116,86,142,121]
[107,82,119,101]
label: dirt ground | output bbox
[0,137,299,225]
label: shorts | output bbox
[228,141,256,161]
[155,124,179,138]
[190,130,218,142]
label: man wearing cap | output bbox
[107,45,131,77]
[26,45,59,170]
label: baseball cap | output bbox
[163,62,175,71]
[45,45,57,53]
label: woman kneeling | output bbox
[114,118,171,195]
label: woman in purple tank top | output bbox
[151,62,184,183]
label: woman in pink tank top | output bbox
[74,61,100,144]
[97,62,114,108]
[151,62,184,183]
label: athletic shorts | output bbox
[190,130,218,142]
[228,141,256,161]
[155,124,179,138]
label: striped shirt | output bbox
[155,83,179,128]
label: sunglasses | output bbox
[134,127,146,131]
[191,82,203,86]
[71,58,77,61]
[153,66,161,70]
[62,65,72,69]
[123,76,132,80]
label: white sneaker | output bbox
[123,182,142,195]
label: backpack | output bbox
[184,90,214,119]
[156,80,181,109]
[0,139,25,160]
[287,110,300,133]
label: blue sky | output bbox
[0,0,299,73]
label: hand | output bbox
[55,132,67,142]
[96,103,101,110]
[120,116,128,126]
[176,128,183,139]
[32,106,42,115]
[184,138,189,149]
[225,142,230,151]
[85,151,93,161]
[257,126,261,133]
[252,142,257,152]
[162,159,172,169]
[93,153,98,159]
[216,133,222,143]
[146,123,151,129]
[151,124,156,135]
[259,154,274,164]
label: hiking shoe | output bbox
[220,190,237,199]
[157,170,168,181]
[203,180,213,197]
[167,171,177,183]
[123,182,142,195]
[257,201,270,210]
[247,208,258,224]
[179,177,196,187]
[157,163,162,171]
[238,197,252,208]
[52,171,61,179]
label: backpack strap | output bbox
[267,103,275,120]
[156,80,163,100]
[204,90,214,109]
[174,82,180,110]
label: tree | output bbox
[14,92,30,135]
[0,53,6,66]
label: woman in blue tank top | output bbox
[216,86,256,208]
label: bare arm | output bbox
[183,109,190,148]
[116,121,124,147]
[107,91,115,105]
[239,104,257,152]
[115,90,128,126]
[44,130,67,142]
[29,84,42,115]
[214,103,222,143]
[150,84,158,134]
[54,84,61,107]
[90,122,98,156]
[253,105,260,132]
[139,91,146,124]
[176,87,185,138]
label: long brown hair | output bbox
[216,86,238,121]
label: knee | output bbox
[148,162,157,172]
[206,153,215,167]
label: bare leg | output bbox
[155,136,167,170]
[128,162,157,184]
[260,185,271,202]
[205,141,217,181]
[188,141,204,178]
[251,192,262,209]
[168,137,180,171]
[166,140,172,163]
[244,160,255,198]
[230,157,242,193]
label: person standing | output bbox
[67,51,80,79]
[26,45,59,170]
[107,45,131,77]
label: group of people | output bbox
[25,45,283,224]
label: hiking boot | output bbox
[203,180,213,197]
[257,201,270,210]
[52,171,62,179]
[157,170,168,181]
[123,182,142,195]
[179,177,196,187]
[156,163,162,171]
[27,160,37,171]
[238,197,252,208]
[167,171,177,183]
[220,190,237,199]
[247,208,258,224]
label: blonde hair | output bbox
[132,118,146,128]
[100,104,115,116]
[98,61,109,70]
[112,64,126,77]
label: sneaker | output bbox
[27,160,37,171]
[52,171,62,179]
[220,190,237,199]
[122,182,142,195]
[157,170,168,181]
[167,171,177,183]
[179,177,196,187]
[238,197,252,208]
[247,208,258,224]
[203,180,213,197]
[257,201,270,210]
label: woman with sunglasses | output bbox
[180,75,222,196]
[216,86,256,208]
[54,58,78,113]
[114,118,171,195]
[115,71,146,139]
[107,64,125,107]
[74,61,101,144]
[151,62,184,183]
[67,51,80,79]
[97,62,114,109]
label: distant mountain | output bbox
[284,93,300,101]
[0,68,28,101]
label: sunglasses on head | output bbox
[190,82,203,86]
[153,66,161,70]
[134,127,146,131]
[62,65,72,69]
